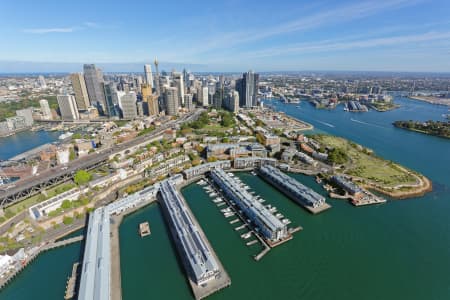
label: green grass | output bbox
[313,134,417,187]
[6,182,76,215]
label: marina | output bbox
[258,165,331,214]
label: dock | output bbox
[158,179,231,300]
[139,222,151,237]
[258,165,331,214]
[64,262,80,299]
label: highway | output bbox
[0,110,203,207]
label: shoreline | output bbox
[393,124,450,140]
[408,96,450,107]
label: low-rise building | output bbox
[182,161,231,180]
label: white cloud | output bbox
[22,27,77,34]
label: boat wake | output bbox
[315,120,335,128]
[350,118,386,129]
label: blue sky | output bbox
[0,0,450,72]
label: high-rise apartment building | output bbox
[39,99,52,120]
[57,95,79,120]
[164,87,178,116]
[83,64,107,115]
[184,94,194,111]
[236,70,259,108]
[70,73,90,110]
[120,92,137,119]
[172,71,185,106]
[224,90,239,114]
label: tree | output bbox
[63,216,74,225]
[61,200,72,210]
[74,170,92,186]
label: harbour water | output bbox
[0,130,60,160]
[1,97,449,299]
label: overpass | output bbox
[0,110,203,208]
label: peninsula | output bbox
[393,120,450,139]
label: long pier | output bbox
[258,165,331,214]
[158,179,231,300]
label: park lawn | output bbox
[313,134,417,187]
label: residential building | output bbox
[120,92,138,119]
[16,108,34,127]
[184,93,194,111]
[39,99,52,120]
[236,70,259,107]
[57,94,79,120]
[70,73,90,110]
[164,87,178,116]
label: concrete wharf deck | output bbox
[158,179,231,300]
[258,165,331,214]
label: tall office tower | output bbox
[172,71,185,106]
[184,94,194,111]
[144,64,153,88]
[83,64,107,115]
[16,108,34,127]
[237,70,259,108]
[57,94,80,120]
[212,88,224,110]
[38,75,47,89]
[148,94,160,116]
[70,73,90,110]
[154,57,160,96]
[164,87,178,116]
[183,68,189,89]
[201,86,209,106]
[104,82,119,117]
[141,83,152,116]
[39,99,52,120]
[120,92,138,119]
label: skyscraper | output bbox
[184,94,194,111]
[154,57,160,96]
[237,70,259,108]
[83,64,107,115]
[172,71,185,106]
[224,90,239,114]
[144,64,153,88]
[57,95,79,120]
[164,87,178,116]
[70,73,90,110]
[213,87,224,110]
[201,86,209,106]
[104,82,119,117]
[148,94,160,116]
[120,92,138,119]
[39,99,52,120]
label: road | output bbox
[0,110,203,207]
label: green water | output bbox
[1,97,449,299]
[0,242,81,299]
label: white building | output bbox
[120,92,137,119]
[56,147,70,165]
[202,86,209,106]
[16,108,34,127]
[39,99,52,120]
[144,64,153,88]
[57,94,80,120]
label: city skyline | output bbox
[1,0,450,72]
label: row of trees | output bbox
[393,120,450,138]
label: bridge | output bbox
[0,110,203,208]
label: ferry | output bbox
[58,132,73,140]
